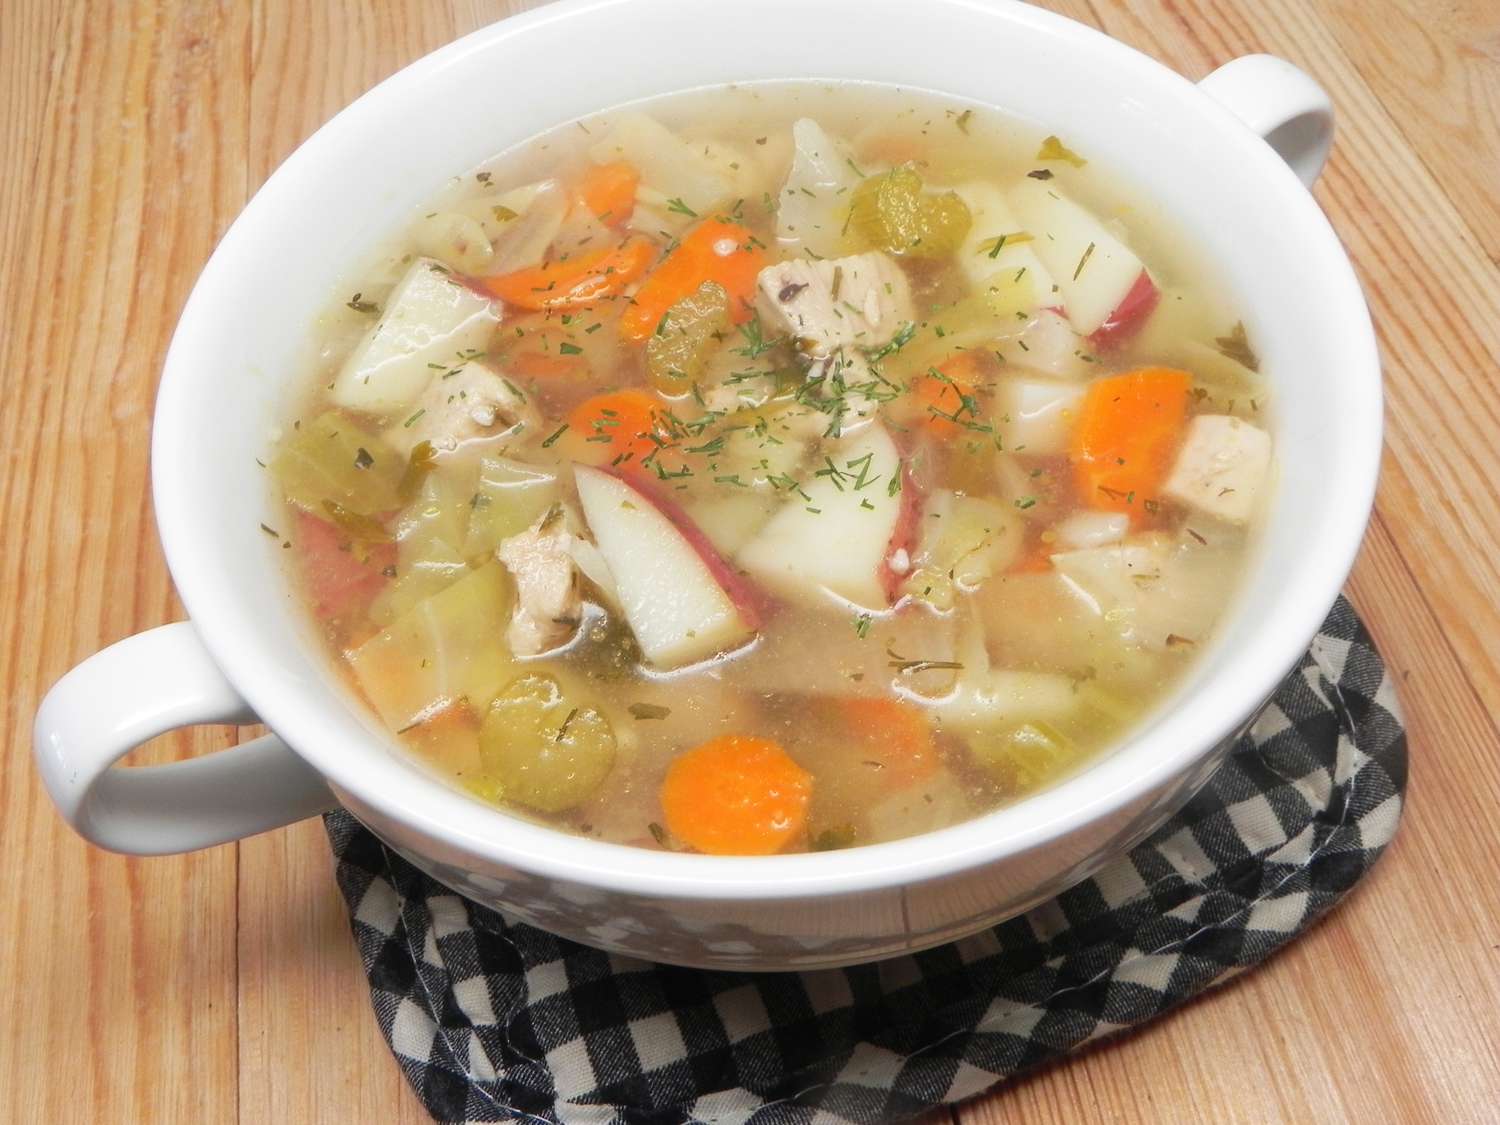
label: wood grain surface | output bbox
[2,1,1497,1121]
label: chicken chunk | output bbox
[495,507,583,657]
[755,252,913,356]
[1162,414,1272,525]
[383,360,538,458]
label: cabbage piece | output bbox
[457,180,569,274]
[347,561,514,730]
[462,456,560,560]
[776,118,861,259]
[902,491,1024,611]
[864,768,973,844]
[366,470,475,625]
[271,409,404,515]
[1050,531,1236,652]
[410,210,493,274]
[930,618,1078,729]
[329,258,501,415]
[589,113,739,216]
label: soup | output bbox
[266,84,1272,856]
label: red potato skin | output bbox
[1087,270,1160,351]
[880,467,924,603]
[292,511,395,620]
[586,465,770,630]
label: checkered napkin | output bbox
[327,595,1406,1124]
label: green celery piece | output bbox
[968,720,1077,792]
[463,457,559,560]
[477,673,617,813]
[271,409,404,515]
[348,561,514,731]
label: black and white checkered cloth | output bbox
[327,595,1406,1124]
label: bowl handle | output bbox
[33,621,336,855]
[1197,54,1334,188]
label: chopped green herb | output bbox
[1037,135,1087,167]
[1214,320,1260,371]
[665,197,698,217]
[629,702,671,720]
[346,292,380,315]
[541,424,568,448]
[1073,241,1096,281]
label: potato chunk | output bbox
[331,258,500,415]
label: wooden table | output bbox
[3,1,1498,1120]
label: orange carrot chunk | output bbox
[481,237,655,310]
[576,160,640,226]
[911,352,983,436]
[561,389,669,468]
[837,698,938,787]
[660,735,812,855]
[1069,366,1192,519]
[618,219,765,342]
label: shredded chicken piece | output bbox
[755,252,913,356]
[495,507,582,656]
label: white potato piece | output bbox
[574,466,757,670]
[383,360,537,457]
[331,258,500,415]
[1008,179,1147,335]
[1162,414,1272,525]
[776,118,861,259]
[993,375,1085,455]
[736,421,907,611]
[953,180,1057,299]
[680,492,777,558]
[755,252,913,356]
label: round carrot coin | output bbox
[660,735,812,855]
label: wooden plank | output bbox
[1318,0,1500,264]
[0,1,248,1121]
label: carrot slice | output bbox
[561,389,670,468]
[481,237,656,310]
[837,698,937,787]
[1069,366,1192,519]
[618,219,765,342]
[911,352,983,436]
[660,735,812,855]
[576,160,639,226]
